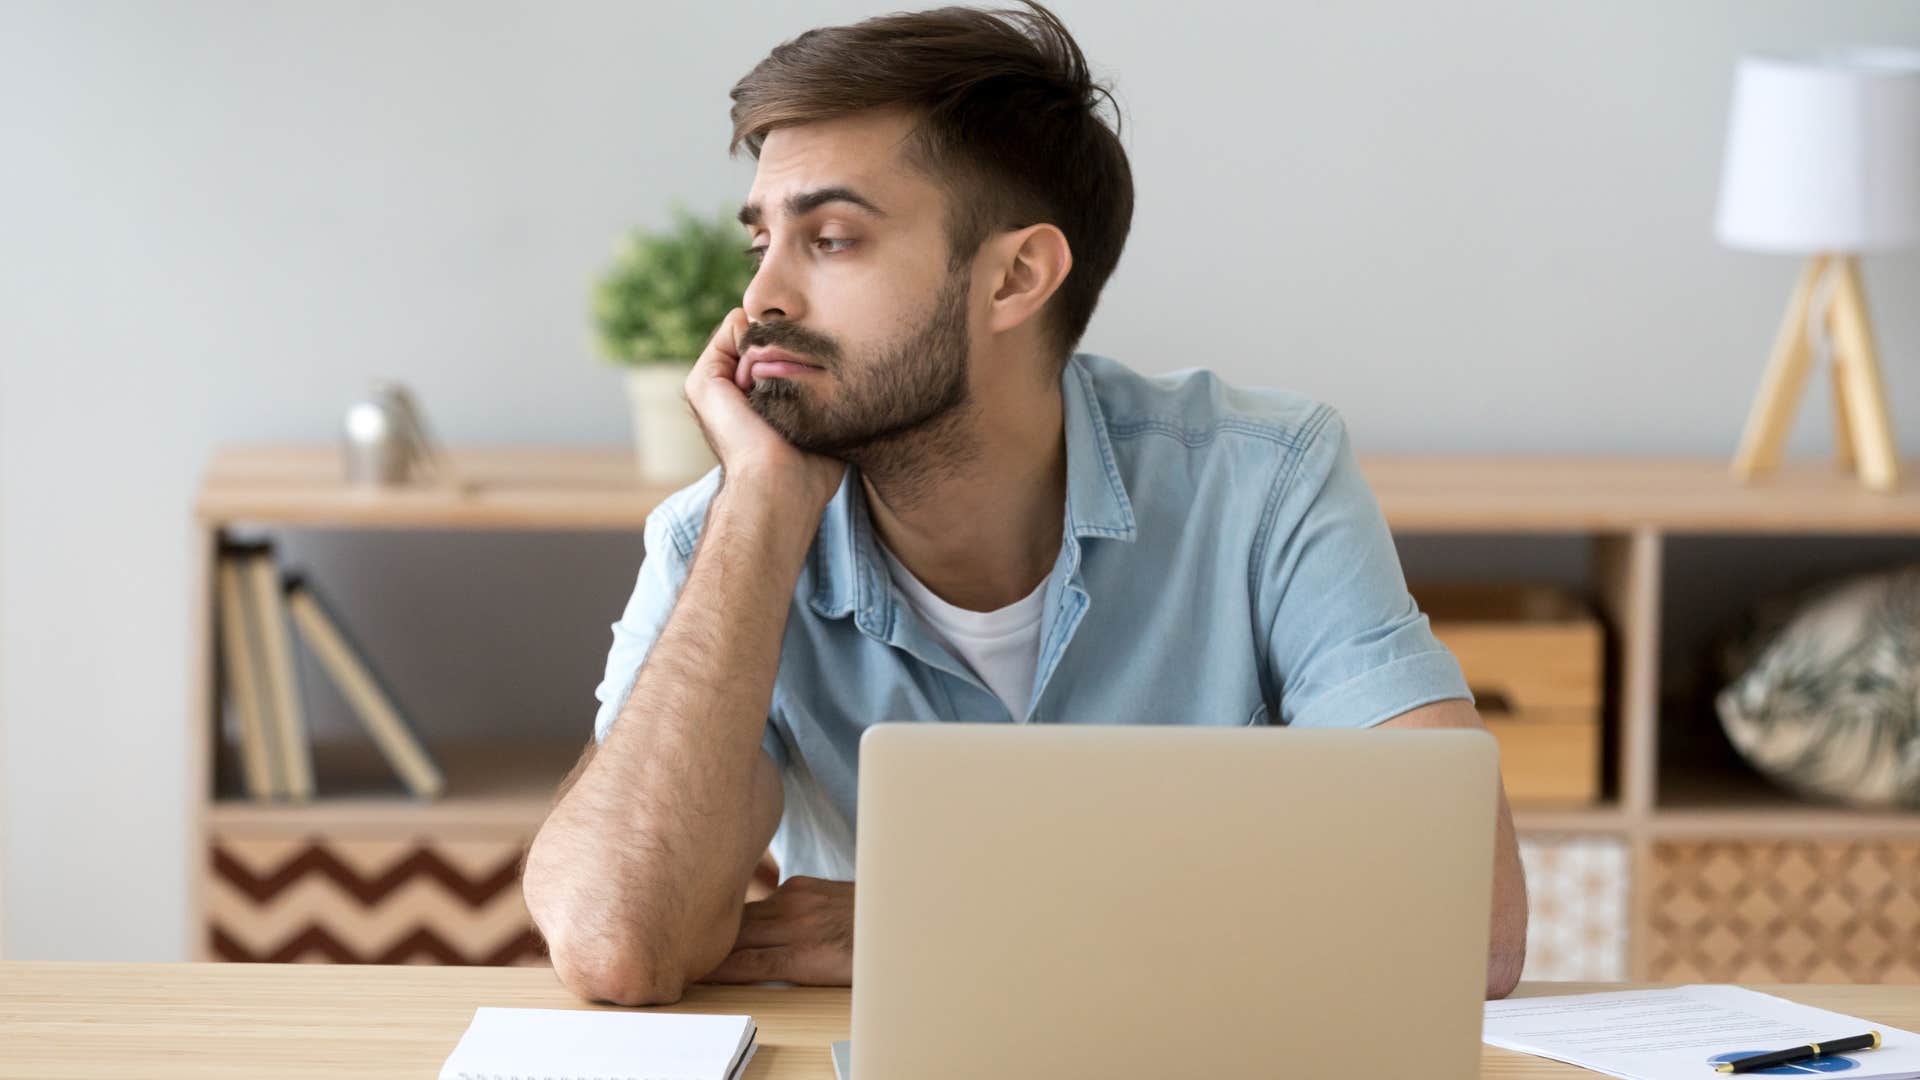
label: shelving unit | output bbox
[190,448,679,965]
[1373,456,1920,982]
[190,446,1920,978]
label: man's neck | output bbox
[853,381,1067,614]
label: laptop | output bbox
[848,723,1500,1079]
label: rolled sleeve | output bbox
[591,505,789,769]
[1252,406,1473,729]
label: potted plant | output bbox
[592,201,755,484]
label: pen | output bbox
[1715,1031,1882,1073]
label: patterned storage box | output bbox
[1645,838,1920,983]
[206,832,547,965]
[1518,834,1630,981]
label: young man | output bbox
[523,0,1527,1007]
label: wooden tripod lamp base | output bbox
[1731,253,1902,493]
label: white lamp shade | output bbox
[1715,48,1920,253]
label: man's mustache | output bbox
[742,322,838,366]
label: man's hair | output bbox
[728,1,1133,367]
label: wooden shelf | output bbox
[1365,456,1920,534]
[195,445,684,530]
[1511,804,1631,834]
[204,739,581,834]
[197,446,1920,533]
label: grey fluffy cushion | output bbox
[1715,563,1920,809]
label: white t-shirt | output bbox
[878,540,1051,723]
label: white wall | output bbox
[5,0,1919,960]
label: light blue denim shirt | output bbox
[591,353,1473,882]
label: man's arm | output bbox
[1378,697,1529,999]
[1244,406,1526,995]
[521,478,814,1006]
[525,307,844,1006]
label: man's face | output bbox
[736,109,975,455]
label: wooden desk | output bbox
[3,963,1917,1078]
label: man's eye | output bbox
[741,238,856,265]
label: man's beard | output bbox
[745,267,973,460]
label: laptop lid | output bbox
[851,723,1498,1079]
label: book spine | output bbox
[249,549,314,800]
[286,584,445,798]
[216,554,280,800]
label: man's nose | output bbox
[742,247,803,324]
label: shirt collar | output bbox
[808,351,1136,625]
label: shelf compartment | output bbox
[206,739,582,834]
[1656,759,1920,838]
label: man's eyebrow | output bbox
[737,186,888,228]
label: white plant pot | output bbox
[625,363,718,485]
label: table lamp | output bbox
[1717,48,1920,493]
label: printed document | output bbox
[1484,986,1920,1079]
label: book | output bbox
[216,543,282,799]
[244,545,314,800]
[284,572,444,799]
[438,1007,757,1080]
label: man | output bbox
[522,0,1527,1007]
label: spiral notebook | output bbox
[438,1006,757,1080]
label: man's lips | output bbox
[737,349,821,378]
[741,345,817,367]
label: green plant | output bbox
[591,201,755,365]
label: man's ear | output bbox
[985,223,1073,337]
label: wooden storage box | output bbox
[1410,582,1604,806]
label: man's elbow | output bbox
[523,839,695,1005]
[1486,945,1525,1000]
[527,877,696,1005]
[1484,910,1528,1000]
[544,929,694,1007]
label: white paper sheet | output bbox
[1484,986,1920,1079]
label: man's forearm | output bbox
[525,476,816,1002]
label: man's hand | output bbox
[700,876,854,987]
[684,307,846,512]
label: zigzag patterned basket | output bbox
[207,832,547,965]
